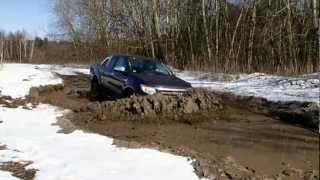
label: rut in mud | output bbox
[26,74,319,130]
[9,74,319,180]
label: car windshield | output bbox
[129,58,172,76]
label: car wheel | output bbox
[90,79,100,100]
[124,88,134,98]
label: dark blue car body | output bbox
[90,54,192,98]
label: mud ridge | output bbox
[86,89,223,123]
[27,81,319,130]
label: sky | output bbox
[0,0,52,37]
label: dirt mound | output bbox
[0,161,37,180]
[86,89,222,121]
[0,96,29,108]
[29,84,64,99]
[26,79,319,130]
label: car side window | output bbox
[102,58,110,67]
[113,57,129,72]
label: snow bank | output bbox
[175,70,320,103]
[37,64,90,76]
[0,64,62,98]
[0,105,200,180]
[0,171,20,180]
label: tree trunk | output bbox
[215,0,219,70]
[24,39,27,59]
[187,24,195,65]
[29,40,35,61]
[227,6,244,69]
[248,2,256,73]
[0,39,3,64]
[314,0,319,68]
[148,17,155,58]
[202,0,213,65]
[313,0,318,26]
[152,0,161,40]
[287,0,297,73]
[19,39,22,63]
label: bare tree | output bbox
[248,1,256,72]
[0,31,4,65]
[48,0,319,74]
[29,39,35,61]
[314,0,320,64]
[202,0,213,64]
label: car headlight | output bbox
[141,84,157,95]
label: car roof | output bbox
[110,54,158,61]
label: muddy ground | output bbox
[1,74,319,180]
[0,161,37,180]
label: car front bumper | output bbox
[155,87,192,96]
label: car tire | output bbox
[124,88,134,98]
[90,78,101,100]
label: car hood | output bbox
[132,73,191,89]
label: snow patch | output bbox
[37,64,90,76]
[0,105,200,180]
[175,70,320,103]
[0,171,20,180]
[0,64,62,98]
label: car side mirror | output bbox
[114,66,126,72]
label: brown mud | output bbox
[0,161,37,180]
[1,74,319,179]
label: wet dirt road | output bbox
[18,74,320,179]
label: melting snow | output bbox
[0,171,20,180]
[36,64,90,76]
[0,64,62,98]
[175,70,320,103]
[0,105,200,180]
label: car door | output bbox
[108,56,130,95]
[99,57,112,88]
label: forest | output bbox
[1,0,319,74]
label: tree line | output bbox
[2,0,319,74]
[0,30,79,64]
[0,29,55,64]
[52,0,319,74]
[0,30,35,64]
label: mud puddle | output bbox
[5,74,319,179]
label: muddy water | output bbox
[27,74,319,179]
[200,117,319,175]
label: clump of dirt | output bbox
[0,96,28,108]
[0,161,37,180]
[0,144,7,150]
[86,89,222,122]
[29,84,64,99]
